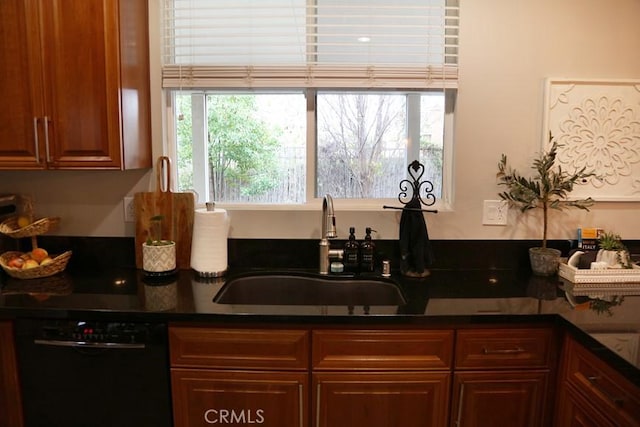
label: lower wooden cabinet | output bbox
[0,321,23,427]
[555,334,640,427]
[313,371,450,427]
[171,369,307,427]
[555,380,617,427]
[168,324,566,427]
[169,326,309,427]
[451,370,549,427]
[311,329,453,427]
[451,327,556,427]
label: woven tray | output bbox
[0,216,60,239]
[558,262,640,284]
[0,251,72,279]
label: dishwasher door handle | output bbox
[34,339,146,349]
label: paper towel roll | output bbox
[190,207,230,276]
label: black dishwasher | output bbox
[14,319,173,427]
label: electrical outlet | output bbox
[123,196,135,223]
[482,200,508,226]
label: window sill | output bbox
[205,199,451,213]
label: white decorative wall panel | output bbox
[543,79,640,201]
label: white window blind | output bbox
[162,0,459,89]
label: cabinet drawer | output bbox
[455,328,553,369]
[169,326,309,370]
[312,329,453,370]
[563,337,640,426]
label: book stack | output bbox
[577,227,602,251]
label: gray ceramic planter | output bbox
[529,247,561,276]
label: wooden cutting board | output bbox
[134,156,195,270]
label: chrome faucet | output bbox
[319,194,343,274]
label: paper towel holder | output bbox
[191,201,229,278]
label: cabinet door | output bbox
[0,321,23,427]
[0,0,45,169]
[451,371,548,427]
[313,372,450,427]
[0,0,150,170]
[557,335,640,427]
[39,0,123,168]
[555,382,616,427]
[171,369,308,427]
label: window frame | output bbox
[164,87,455,212]
[160,0,459,212]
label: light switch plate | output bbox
[482,200,508,226]
[123,196,135,223]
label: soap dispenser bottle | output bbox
[360,227,375,272]
[343,227,360,273]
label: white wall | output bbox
[1,0,639,240]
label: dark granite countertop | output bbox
[1,266,639,388]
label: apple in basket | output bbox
[23,259,39,269]
[7,257,24,269]
[5,248,52,269]
[17,215,31,229]
[40,257,54,266]
[31,248,48,263]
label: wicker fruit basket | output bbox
[0,251,72,280]
[0,216,60,238]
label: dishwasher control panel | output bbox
[38,320,154,344]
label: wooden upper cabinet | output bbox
[0,0,151,170]
[0,0,43,168]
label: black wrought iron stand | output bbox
[382,160,438,213]
[383,160,436,278]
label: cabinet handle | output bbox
[482,346,525,355]
[43,116,51,163]
[299,384,304,427]
[316,383,321,427]
[587,376,625,406]
[32,117,40,162]
[455,383,465,427]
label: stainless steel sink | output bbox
[213,272,406,306]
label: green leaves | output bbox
[497,139,596,247]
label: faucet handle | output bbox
[323,194,337,238]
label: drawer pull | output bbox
[587,376,625,406]
[299,384,304,427]
[482,346,525,355]
[454,383,465,427]
[43,116,51,163]
[316,383,321,427]
[32,117,40,162]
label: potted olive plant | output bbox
[142,215,176,275]
[497,139,595,276]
